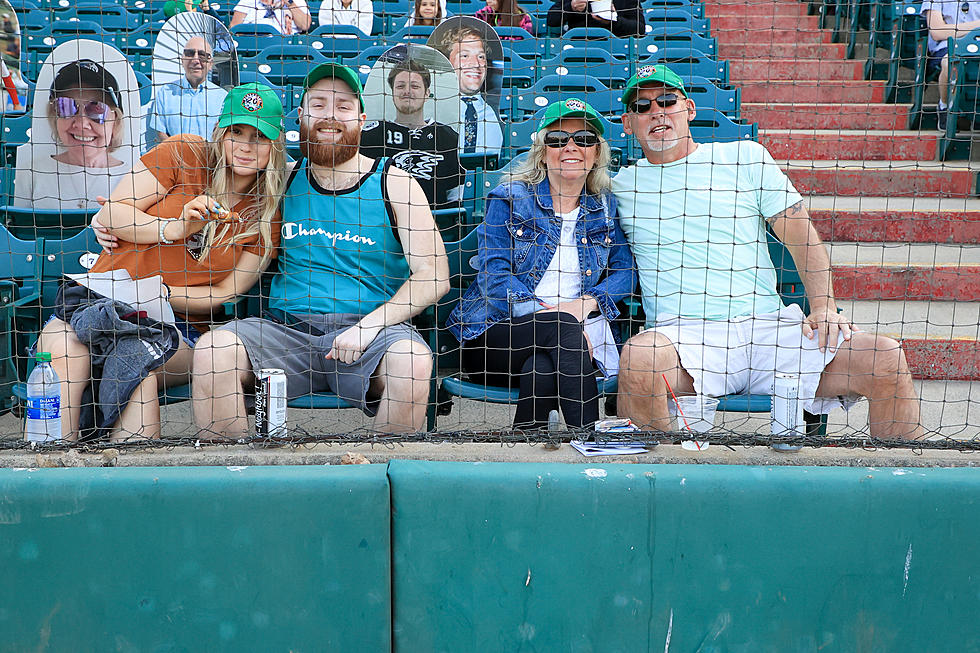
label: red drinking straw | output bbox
[662,373,692,432]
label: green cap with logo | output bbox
[622,63,687,106]
[537,98,605,136]
[302,63,364,111]
[217,83,284,140]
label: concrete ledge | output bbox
[1,442,978,469]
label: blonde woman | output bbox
[447,99,636,429]
[36,83,287,442]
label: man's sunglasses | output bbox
[543,129,601,148]
[627,93,682,114]
[54,97,112,124]
[182,48,213,61]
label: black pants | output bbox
[462,312,600,429]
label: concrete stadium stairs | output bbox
[707,0,980,381]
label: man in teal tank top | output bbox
[610,64,922,440]
[193,64,450,437]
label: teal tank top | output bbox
[269,157,411,316]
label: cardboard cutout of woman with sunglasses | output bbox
[14,39,142,211]
[448,99,637,430]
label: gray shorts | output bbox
[217,313,430,416]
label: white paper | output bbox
[67,269,176,325]
[571,440,651,456]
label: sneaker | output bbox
[938,108,948,132]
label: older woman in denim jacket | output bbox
[447,99,636,429]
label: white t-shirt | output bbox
[533,208,620,377]
[921,0,980,53]
[317,0,374,34]
[13,147,131,211]
[611,140,802,324]
[233,0,309,34]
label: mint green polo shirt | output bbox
[611,140,803,324]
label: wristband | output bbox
[159,219,174,244]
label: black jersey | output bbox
[360,119,465,209]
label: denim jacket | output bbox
[447,178,637,342]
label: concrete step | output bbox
[832,264,980,301]
[712,27,832,43]
[805,196,980,244]
[718,42,848,59]
[730,59,864,81]
[842,300,980,340]
[743,103,909,130]
[902,338,980,381]
[709,14,822,30]
[740,80,885,104]
[827,243,980,266]
[760,129,937,160]
[781,160,978,198]
[703,3,810,17]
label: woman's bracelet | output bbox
[159,218,175,245]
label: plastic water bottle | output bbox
[24,352,62,442]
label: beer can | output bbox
[255,369,287,438]
[771,372,803,451]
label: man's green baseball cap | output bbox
[537,98,605,136]
[302,63,364,111]
[622,63,687,106]
[217,83,284,140]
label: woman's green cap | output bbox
[537,98,605,136]
[217,83,284,140]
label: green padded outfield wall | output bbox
[388,461,980,653]
[0,466,392,653]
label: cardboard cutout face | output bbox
[427,16,504,156]
[360,44,465,211]
[13,39,141,210]
[148,12,238,148]
[0,0,25,111]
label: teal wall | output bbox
[2,462,978,652]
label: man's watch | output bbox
[159,219,175,244]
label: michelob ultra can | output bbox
[771,372,803,450]
[255,368,287,438]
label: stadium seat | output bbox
[633,28,717,58]
[24,21,114,62]
[644,0,704,18]
[382,24,436,46]
[939,27,980,160]
[5,0,40,10]
[688,108,757,143]
[116,22,158,60]
[491,27,538,57]
[241,44,330,86]
[53,3,140,32]
[537,48,633,89]
[682,75,741,119]
[641,8,711,37]
[296,29,378,59]
[886,0,927,104]
[505,74,620,120]
[498,47,536,89]
[1,112,31,167]
[0,224,42,415]
[555,28,632,59]
[635,47,729,83]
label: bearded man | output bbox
[192,64,449,437]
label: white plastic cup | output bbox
[669,395,719,451]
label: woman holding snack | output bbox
[447,99,636,430]
[33,83,287,443]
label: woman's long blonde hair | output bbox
[196,124,287,266]
[510,128,613,195]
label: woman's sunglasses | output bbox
[543,129,601,148]
[627,93,683,114]
[55,97,112,124]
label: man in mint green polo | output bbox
[611,63,923,440]
[194,63,449,437]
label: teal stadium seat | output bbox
[633,28,717,57]
[54,3,140,32]
[116,23,158,60]
[505,74,620,120]
[498,47,536,89]
[556,28,632,59]
[24,21,114,64]
[688,108,757,143]
[683,75,741,119]
[1,112,31,166]
[940,27,980,159]
[241,44,329,86]
[0,225,42,414]
[886,0,926,103]
[537,48,633,89]
[641,7,711,36]
[382,24,436,46]
[644,0,704,18]
[635,47,729,84]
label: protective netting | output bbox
[1,0,979,450]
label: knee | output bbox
[193,329,245,374]
[621,332,676,377]
[385,339,433,387]
[848,334,909,386]
[38,319,86,361]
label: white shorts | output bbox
[646,304,858,414]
